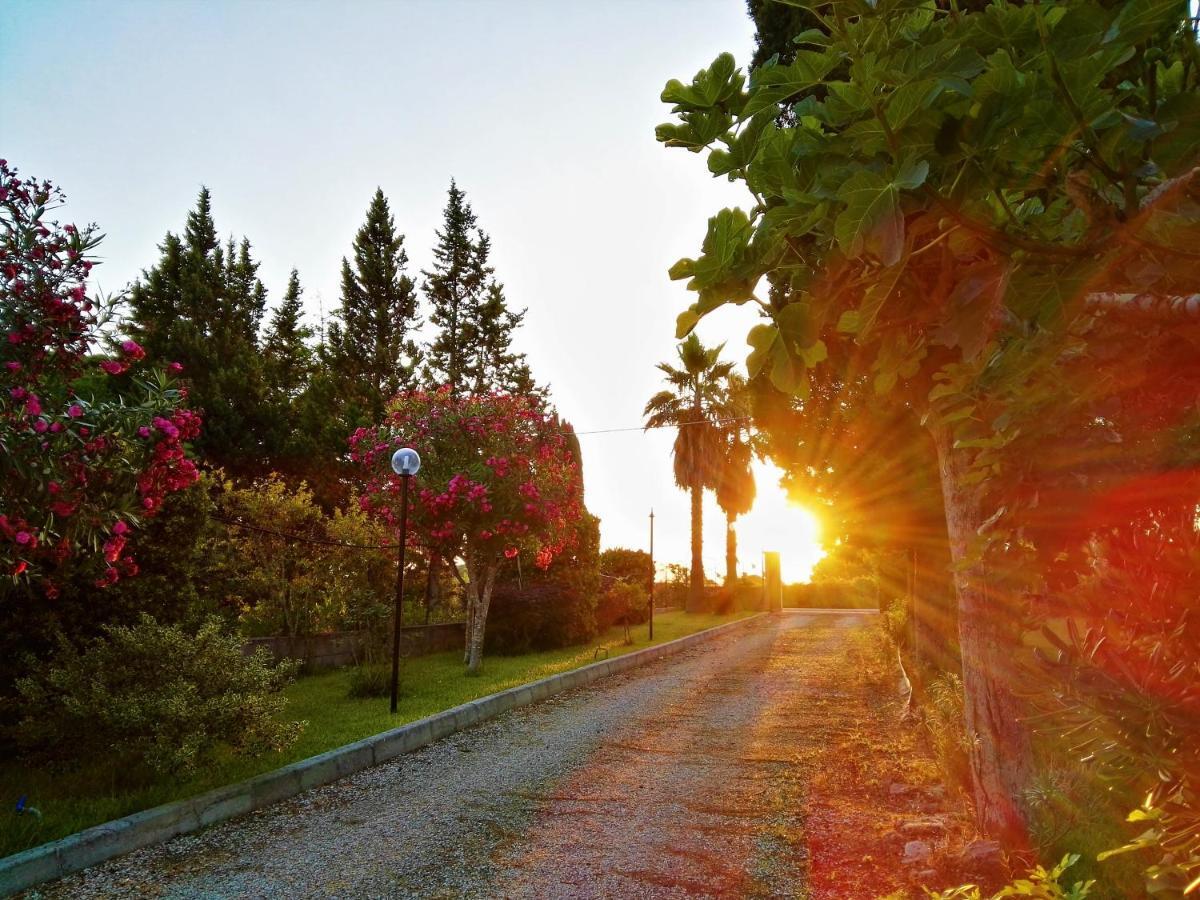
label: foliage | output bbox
[658,0,1200,842]
[325,188,421,425]
[346,661,396,699]
[596,580,648,632]
[599,547,654,592]
[1033,516,1200,896]
[0,609,734,858]
[928,854,1094,899]
[353,388,582,672]
[922,672,973,799]
[128,188,271,474]
[14,614,301,775]
[218,474,337,637]
[487,512,601,655]
[421,181,540,398]
[1,160,201,597]
[644,335,735,610]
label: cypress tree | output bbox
[325,188,420,423]
[263,269,314,402]
[468,280,541,398]
[128,188,271,474]
[422,180,491,394]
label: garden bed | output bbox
[1,610,753,860]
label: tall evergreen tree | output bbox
[128,188,271,474]
[325,188,420,423]
[263,269,314,403]
[468,280,540,397]
[422,181,492,394]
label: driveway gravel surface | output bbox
[31,610,964,899]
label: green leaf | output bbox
[675,308,700,338]
[800,339,828,366]
[835,171,904,264]
[661,53,744,109]
[1103,0,1186,46]
[894,158,930,190]
[836,310,861,333]
[856,260,905,340]
[743,51,837,118]
[668,258,695,280]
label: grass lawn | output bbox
[1,609,753,859]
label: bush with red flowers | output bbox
[352,388,582,673]
[0,161,201,596]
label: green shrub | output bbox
[347,662,395,699]
[485,582,596,654]
[921,672,973,798]
[14,615,303,774]
[597,581,649,630]
[927,853,1094,899]
[881,595,910,650]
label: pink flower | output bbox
[24,395,41,416]
[67,403,83,418]
[15,531,31,545]
[112,521,129,535]
[137,426,151,438]
[120,339,145,360]
[33,419,48,433]
[99,359,127,376]
[4,361,20,372]
[167,361,183,375]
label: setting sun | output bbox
[736,461,827,584]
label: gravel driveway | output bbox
[33,610,917,900]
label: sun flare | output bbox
[738,461,827,584]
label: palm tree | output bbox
[715,376,756,585]
[644,335,733,612]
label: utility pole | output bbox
[648,509,655,641]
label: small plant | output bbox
[15,614,303,774]
[927,854,1094,900]
[922,673,974,798]
[347,661,398,699]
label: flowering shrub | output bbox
[352,388,582,672]
[0,161,200,595]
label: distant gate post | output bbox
[763,551,782,613]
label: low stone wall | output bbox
[243,623,465,670]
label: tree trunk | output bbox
[688,482,704,612]
[424,552,438,625]
[724,510,737,586]
[465,560,497,675]
[930,422,1034,846]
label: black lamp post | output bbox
[389,447,421,714]
[648,509,655,641]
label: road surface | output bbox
[38,610,958,899]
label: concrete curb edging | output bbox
[0,613,766,896]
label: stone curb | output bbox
[0,613,766,896]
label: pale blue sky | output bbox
[1,0,819,577]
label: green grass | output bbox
[0,609,752,859]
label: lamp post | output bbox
[648,509,655,641]
[389,447,421,714]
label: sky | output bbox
[1,0,824,580]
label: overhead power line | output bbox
[569,415,752,436]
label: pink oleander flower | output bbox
[67,403,83,418]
